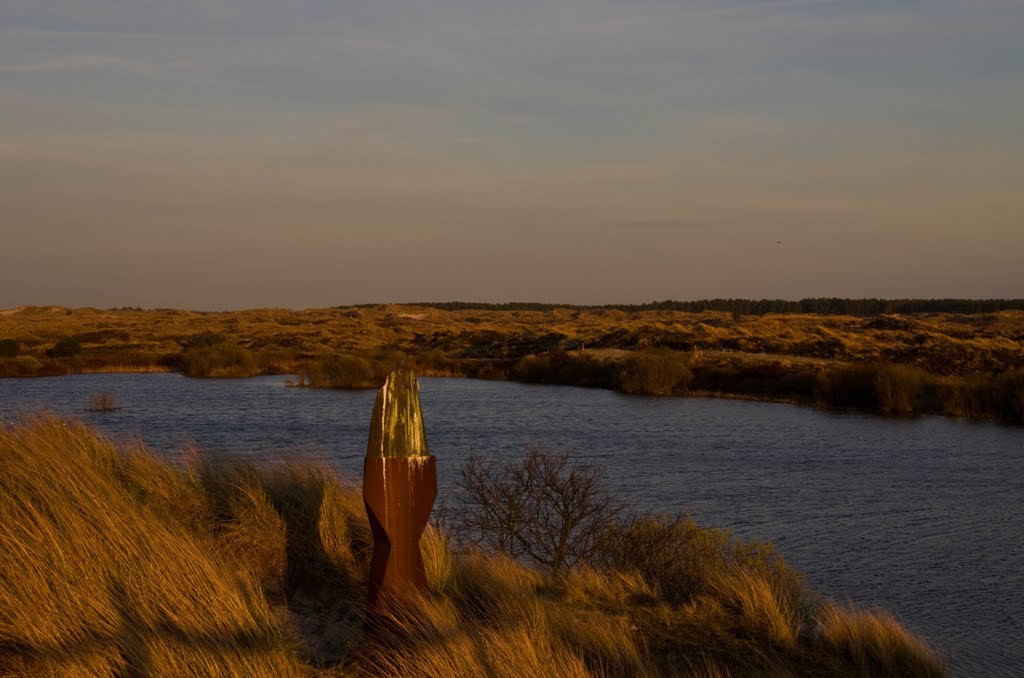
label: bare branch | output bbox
[454,444,624,578]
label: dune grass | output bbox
[0,418,304,676]
[815,601,948,677]
[0,418,948,677]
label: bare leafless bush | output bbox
[454,445,625,577]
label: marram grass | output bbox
[0,417,303,677]
[0,417,947,677]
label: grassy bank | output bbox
[2,302,1023,423]
[0,417,947,676]
[507,348,1024,423]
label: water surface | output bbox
[2,373,1021,677]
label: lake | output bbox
[2,373,1021,677]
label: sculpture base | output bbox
[362,455,437,611]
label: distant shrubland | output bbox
[0,339,19,358]
[412,297,1024,316]
[1,302,1022,423]
[179,343,260,378]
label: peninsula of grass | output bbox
[1,302,1022,423]
[1,417,947,677]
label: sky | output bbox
[1,0,1022,310]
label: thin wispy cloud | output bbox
[613,220,711,231]
[0,54,137,73]
[695,0,840,18]
[0,0,1022,307]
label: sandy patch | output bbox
[269,587,364,666]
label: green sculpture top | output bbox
[366,369,430,458]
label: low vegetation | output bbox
[85,392,120,412]
[1,302,1022,422]
[617,349,694,396]
[179,343,261,378]
[293,354,381,389]
[1,417,948,676]
[0,339,19,358]
[46,336,81,358]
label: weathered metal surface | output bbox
[363,455,437,609]
[363,369,437,613]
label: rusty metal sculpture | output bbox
[363,369,437,613]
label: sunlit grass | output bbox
[0,417,303,676]
[0,417,949,676]
[3,303,1022,420]
[816,601,947,677]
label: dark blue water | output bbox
[2,373,1022,677]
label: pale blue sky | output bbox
[2,1,1022,309]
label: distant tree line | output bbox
[390,298,1024,316]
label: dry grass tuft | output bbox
[358,552,655,678]
[0,417,303,677]
[357,617,594,678]
[199,461,289,584]
[562,566,658,609]
[257,460,370,592]
[421,523,456,595]
[85,391,120,411]
[816,601,947,677]
[709,568,802,649]
[451,548,546,626]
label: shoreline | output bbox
[2,365,1017,427]
[2,304,1021,424]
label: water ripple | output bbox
[1,374,1022,676]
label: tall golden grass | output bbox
[816,602,947,677]
[0,417,948,676]
[0,418,303,676]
